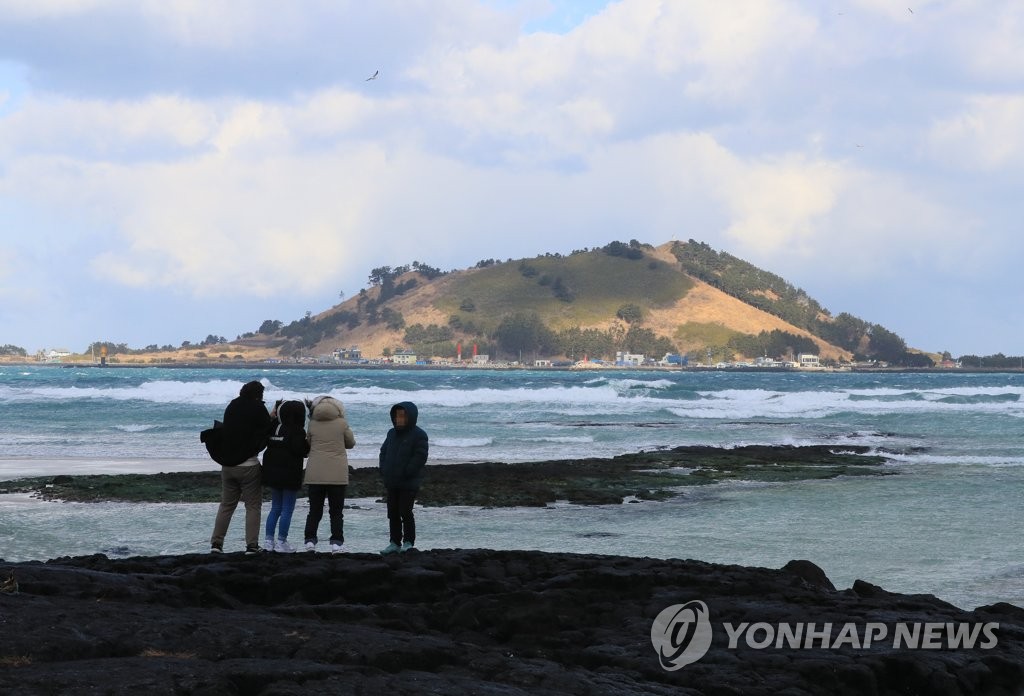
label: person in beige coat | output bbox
[302,395,355,553]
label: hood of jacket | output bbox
[310,396,345,422]
[389,401,419,429]
[277,399,306,428]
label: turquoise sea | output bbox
[1,365,1022,610]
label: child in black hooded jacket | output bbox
[378,401,428,554]
[262,400,310,553]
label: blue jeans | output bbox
[265,487,298,541]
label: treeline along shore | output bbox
[3,359,1023,374]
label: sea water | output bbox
[0,365,1022,610]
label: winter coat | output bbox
[212,391,273,466]
[262,422,310,490]
[304,396,356,485]
[379,401,429,490]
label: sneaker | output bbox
[265,538,275,551]
[330,543,344,554]
[304,541,316,553]
[399,541,415,553]
[380,542,401,555]
[277,540,296,554]
[245,544,261,555]
[210,544,223,554]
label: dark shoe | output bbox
[210,544,223,554]
[244,544,261,555]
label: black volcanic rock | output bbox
[0,445,890,507]
[0,549,1022,694]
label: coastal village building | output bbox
[615,351,645,366]
[797,353,820,369]
[42,349,72,363]
[332,346,362,362]
[659,353,687,366]
[472,354,490,365]
[392,349,417,365]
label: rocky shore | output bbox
[1,549,1022,695]
[0,444,891,507]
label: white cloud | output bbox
[928,94,1024,171]
[0,94,213,158]
[951,2,1024,81]
[719,156,842,257]
[0,0,107,19]
[84,147,388,296]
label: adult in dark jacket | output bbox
[209,380,273,554]
[262,400,310,553]
[378,401,428,554]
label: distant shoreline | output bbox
[2,360,1022,374]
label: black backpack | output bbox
[200,420,262,467]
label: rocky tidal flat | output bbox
[0,445,892,507]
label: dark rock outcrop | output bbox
[0,445,890,507]
[1,549,1022,694]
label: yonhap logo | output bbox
[650,600,713,670]
[651,600,999,672]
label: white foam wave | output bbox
[3,378,1024,424]
[433,437,493,448]
[665,386,1024,420]
[882,452,1024,467]
[113,424,158,433]
[607,378,674,390]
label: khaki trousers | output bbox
[210,461,262,548]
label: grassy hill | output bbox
[259,239,920,365]
[65,239,927,366]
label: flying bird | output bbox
[366,70,380,81]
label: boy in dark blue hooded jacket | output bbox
[378,401,428,554]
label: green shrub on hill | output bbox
[729,330,817,359]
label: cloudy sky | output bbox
[1,0,1021,357]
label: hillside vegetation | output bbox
[246,239,926,366]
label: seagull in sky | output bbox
[366,70,380,81]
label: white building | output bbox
[797,353,820,368]
[392,349,417,365]
[615,351,645,366]
[44,349,72,363]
